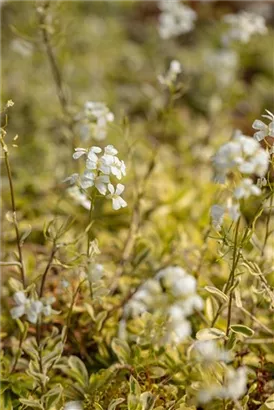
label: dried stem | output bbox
[0,132,26,288]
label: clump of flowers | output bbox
[223,11,267,44]
[66,145,127,210]
[211,129,269,229]
[158,60,182,88]
[204,49,238,87]
[193,340,231,363]
[198,366,247,404]
[252,110,274,142]
[122,266,203,344]
[79,101,114,141]
[158,0,197,39]
[10,291,56,324]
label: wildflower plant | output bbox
[1,2,274,410]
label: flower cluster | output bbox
[158,60,182,88]
[10,292,55,324]
[123,266,203,344]
[158,0,197,39]
[252,110,274,142]
[66,145,127,210]
[205,49,238,87]
[211,130,269,230]
[223,11,267,44]
[193,340,231,363]
[80,101,114,141]
[198,366,247,403]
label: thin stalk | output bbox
[261,193,273,257]
[0,134,26,287]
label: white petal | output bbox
[95,182,107,195]
[108,184,115,195]
[112,198,121,210]
[11,305,25,319]
[14,291,27,305]
[73,150,86,160]
[252,119,267,131]
[115,184,125,196]
[253,130,266,142]
[118,197,127,209]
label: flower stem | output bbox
[0,133,26,288]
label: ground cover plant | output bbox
[1,1,274,409]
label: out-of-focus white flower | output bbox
[10,292,43,324]
[223,11,267,44]
[87,263,105,283]
[194,340,232,363]
[158,0,197,39]
[226,198,240,221]
[107,184,127,210]
[64,173,80,185]
[73,148,88,160]
[11,38,33,57]
[158,60,182,88]
[252,110,274,142]
[83,101,114,141]
[198,366,247,403]
[41,296,56,317]
[234,178,261,200]
[64,401,83,410]
[213,133,269,183]
[67,186,91,210]
[220,367,247,400]
[211,204,225,231]
[205,49,238,87]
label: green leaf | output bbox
[140,392,156,410]
[196,328,226,341]
[96,311,107,331]
[20,224,32,245]
[43,384,63,408]
[259,393,274,409]
[111,338,131,364]
[108,398,125,410]
[68,356,89,387]
[205,286,228,302]
[84,303,95,320]
[19,399,43,409]
[230,325,254,337]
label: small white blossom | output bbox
[81,171,109,195]
[83,101,114,141]
[223,11,267,44]
[211,204,225,231]
[213,133,269,183]
[234,178,261,200]
[158,60,182,88]
[73,148,88,160]
[194,340,232,363]
[252,110,274,141]
[67,186,91,210]
[158,0,197,39]
[64,401,83,410]
[205,49,238,87]
[10,292,43,324]
[107,183,127,210]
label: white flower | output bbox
[73,148,87,160]
[205,49,238,87]
[158,60,182,88]
[198,366,247,403]
[226,198,240,221]
[64,401,83,410]
[107,183,127,210]
[223,11,267,44]
[252,110,274,141]
[234,178,261,200]
[10,292,43,324]
[169,319,192,343]
[63,173,80,185]
[67,186,91,210]
[211,204,225,231]
[213,133,269,183]
[99,148,126,180]
[86,146,102,170]
[194,340,232,363]
[158,0,197,39]
[80,171,110,195]
[84,101,114,141]
[219,367,247,400]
